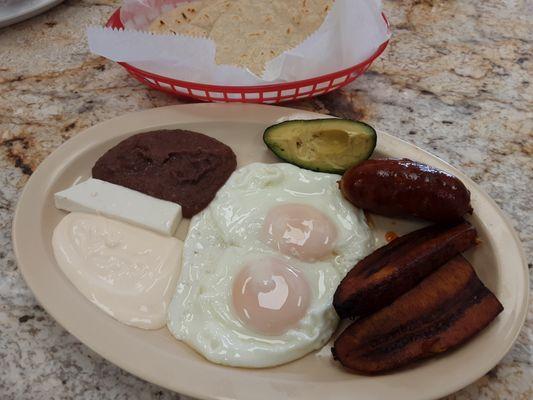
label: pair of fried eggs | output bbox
[167,163,374,367]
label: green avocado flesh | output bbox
[263,119,377,174]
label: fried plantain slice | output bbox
[332,255,503,374]
[333,220,477,318]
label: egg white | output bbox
[167,163,374,367]
[209,163,373,276]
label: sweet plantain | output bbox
[333,220,478,318]
[332,255,503,374]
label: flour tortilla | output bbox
[149,1,209,37]
[149,0,334,75]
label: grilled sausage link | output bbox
[332,255,503,374]
[340,159,473,222]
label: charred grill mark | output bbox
[357,224,447,278]
[358,274,487,358]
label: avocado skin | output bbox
[263,119,377,174]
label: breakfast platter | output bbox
[13,103,528,400]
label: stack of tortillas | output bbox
[149,0,334,75]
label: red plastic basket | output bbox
[105,9,389,103]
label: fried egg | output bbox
[167,163,374,367]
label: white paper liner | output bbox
[88,0,390,86]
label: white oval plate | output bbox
[0,0,63,28]
[13,104,528,400]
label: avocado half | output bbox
[263,118,377,174]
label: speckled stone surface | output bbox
[0,0,531,399]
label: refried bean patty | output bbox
[92,130,237,218]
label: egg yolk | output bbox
[232,258,310,336]
[261,203,338,261]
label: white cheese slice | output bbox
[54,178,182,236]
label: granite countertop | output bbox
[0,0,531,399]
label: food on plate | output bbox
[332,255,503,374]
[92,129,236,218]
[167,162,374,367]
[54,178,182,236]
[148,0,334,75]
[52,213,182,329]
[340,158,473,222]
[46,114,503,375]
[333,220,478,318]
[263,119,377,174]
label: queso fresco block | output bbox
[54,178,182,236]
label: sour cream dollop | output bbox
[52,212,182,329]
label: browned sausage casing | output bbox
[333,220,478,318]
[340,159,473,222]
[332,255,503,375]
